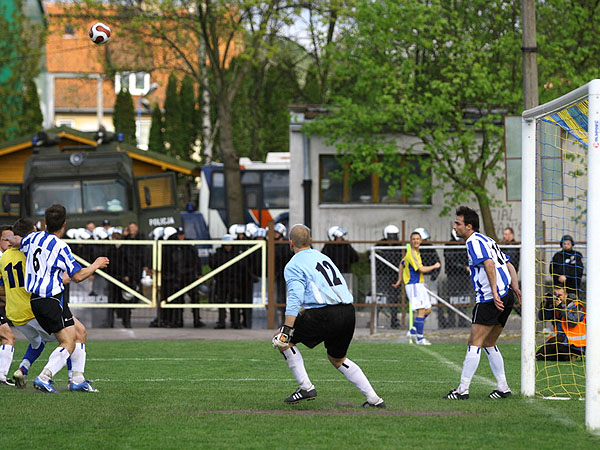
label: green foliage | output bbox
[148,103,164,153]
[19,79,44,135]
[163,73,185,158]
[0,0,45,141]
[180,75,198,158]
[304,0,523,236]
[113,88,136,145]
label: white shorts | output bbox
[15,318,56,348]
[405,283,431,310]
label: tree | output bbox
[305,0,523,239]
[113,88,136,145]
[77,0,344,225]
[0,0,45,141]
[163,73,185,158]
[148,103,164,153]
[180,74,198,157]
[20,79,44,135]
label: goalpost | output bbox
[522,80,600,431]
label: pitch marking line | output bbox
[415,346,578,428]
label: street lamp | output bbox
[136,82,159,148]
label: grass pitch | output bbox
[1,340,596,449]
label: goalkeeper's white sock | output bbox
[485,346,509,392]
[39,346,70,381]
[282,347,313,391]
[0,344,14,380]
[337,358,380,404]
[458,346,481,394]
[70,343,86,384]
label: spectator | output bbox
[500,227,520,273]
[551,235,584,296]
[273,223,291,323]
[102,219,111,232]
[375,225,402,329]
[536,286,585,361]
[442,229,472,327]
[85,221,95,233]
[104,231,133,328]
[175,227,205,328]
[322,226,359,274]
[209,234,243,329]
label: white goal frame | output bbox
[522,80,600,431]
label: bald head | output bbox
[289,224,311,250]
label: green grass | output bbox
[1,341,597,449]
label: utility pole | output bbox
[522,0,539,110]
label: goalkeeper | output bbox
[536,286,586,361]
[272,224,385,408]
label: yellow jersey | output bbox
[0,248,34,326]
[401,248,424,285]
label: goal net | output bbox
[522,80,600,430]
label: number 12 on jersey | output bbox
[316,261,342,287]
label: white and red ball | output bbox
[89,22,111,45]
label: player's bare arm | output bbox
[482,259,502,311]
[71,256,110,283]
[505,262,521,304]
[418,262,441,274]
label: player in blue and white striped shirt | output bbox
[19,204,109,393]
[272,224,385,408]
[444,206,521,400]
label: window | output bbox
[319,155,431,205]
[209,171,226,209]
[504,115,522,201]
[115,72,151,96]
[263,171,289,208]
[32,181,82,215]
[82,180,128,213]
[0,184,21,217]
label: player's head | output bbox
[0,225,13,251]
[410,231,422,249]
[12,218,36,238]
[45,204,67,234]
[454,206,479,238]
[289,224,311,251]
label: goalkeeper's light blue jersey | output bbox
[284,248,354,317]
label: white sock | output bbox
[40,346,70,381]
[0,344,14,380]
[70,343,86,384]
[485,346,509,392]
[458,346,481,393]
[337,358,380,404]
[282,347,313,391]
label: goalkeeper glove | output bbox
[272,325,294,349]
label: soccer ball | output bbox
[89,22,111,45]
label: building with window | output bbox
[289,105,522,244]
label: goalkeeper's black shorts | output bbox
[291,303,355,359]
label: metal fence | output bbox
[63,238,532,333]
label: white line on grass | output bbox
[414,346,578,428]
[87,377,446,384]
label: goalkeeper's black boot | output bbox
[488,389,512,399]
[284,386,317,404]
[443,388,469,400]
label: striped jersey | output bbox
[20,231,82,298]
[0,248,34,326]
[401,248,424,285]
[284,248,353,317]
[465,232,512,303]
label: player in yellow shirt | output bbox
[0,225,16,385]
[0,219,55,388]
[392,231,441,345]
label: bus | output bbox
[199,152,290,239]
